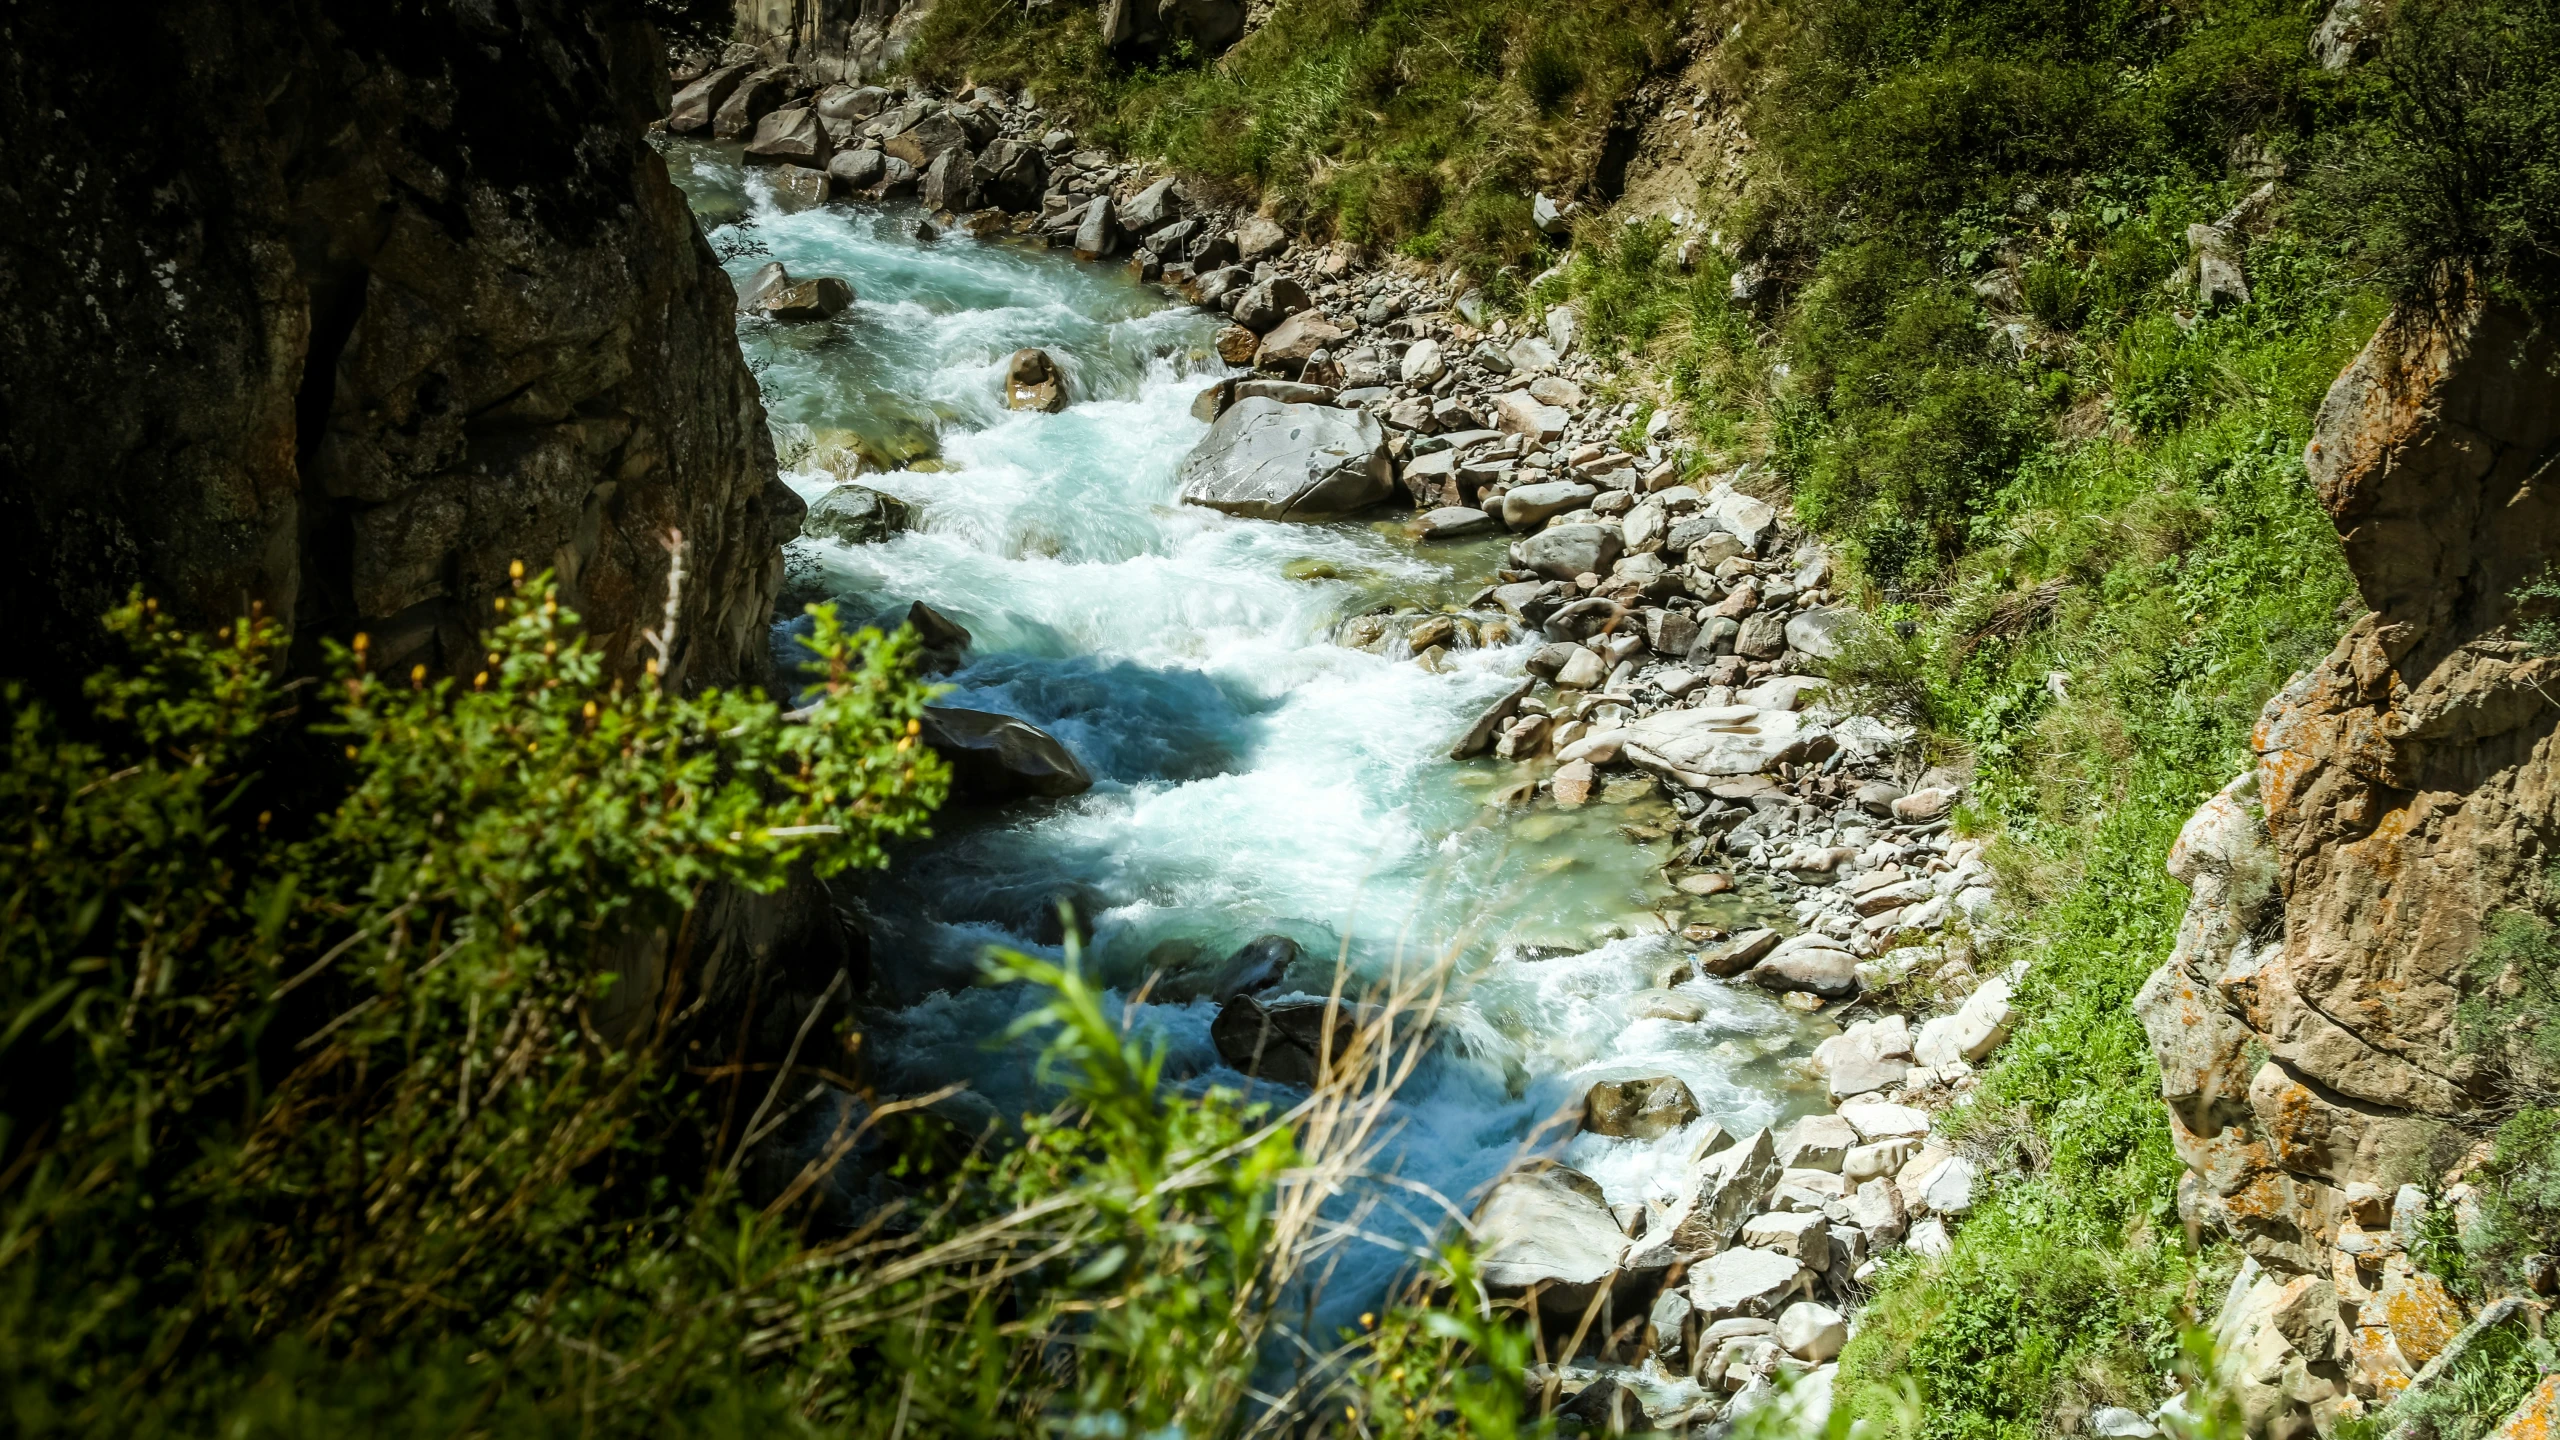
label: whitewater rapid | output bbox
[668,140,1826,1334]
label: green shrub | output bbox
[0,584,1530,1436]
[2303,0,2560,308]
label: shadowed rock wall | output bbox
[0,0,797,695]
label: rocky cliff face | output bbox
[0,0,797,694]
[2139,281,2560,1417]
[725,0,938,83]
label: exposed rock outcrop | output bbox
[2139,280,2560,1410]
[0,1,797,695]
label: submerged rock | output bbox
[1175,397,1393,521]
[920,707,1094,801]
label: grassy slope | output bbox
[907,0,1693,276]
[1541,2,2382,1431]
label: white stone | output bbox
[1838,1101,1931,1142]
[1776,1113,1859,1172]
[1688,1246,1812,1320]
[1914,1155,1978,1216]
[1776,1301,1848,1363]
[1740,1211,1831,1266]
[1907,1215,1953,1257]
[1400,339,1445,385]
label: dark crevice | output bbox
[289,267,370,673]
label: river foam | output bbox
[667,139,1824,1338]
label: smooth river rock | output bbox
[920,707,1094,801]
[1176,397,1393,521]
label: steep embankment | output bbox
[0,0,797,694]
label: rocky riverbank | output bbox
[663,56,2041,1436]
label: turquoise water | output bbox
[665,139,1823,1331]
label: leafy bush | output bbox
[0,583,1528,1436]
[2303,0,2560,307]
[903,0,1685,276]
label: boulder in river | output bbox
[1175,397,1393,521]
[920,707,1094,802]
[1197,933,1299,1003]
[1582,1075,1702,1140]
[757,276,856,323]
[1474,1163,1629,1312]
[736,260,791,312]
[827,148,885,194]
[1420,506,1498,540]
[802,484,911,546]
[1209,992,1367,1086]
[1618,706,1828,783]
[712,69,786,140]
[1213,324,1260,366]
[744,106,832,167]
[1004,348,1069,412]
[884,111,972,170]
[919,146,976,212]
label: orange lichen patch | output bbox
[2348,1325,2413,1401]
[2491,1375,2560,1440]
[2376,1266,2466,1371]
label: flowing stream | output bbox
[668,141,1830,1332]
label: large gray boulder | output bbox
[801,484,911,546]
[1072,196,1120,261]
[1474,1164,1630,1313]
[971,139,1049,211]
[744,106,832,167]
[669,65,749,134]
[883,111,971,170]
[1511,523,1624,582]
[919,146,975,212]
[1785,607,1861,659]
[920,708,1094,801]
[757,276,855,322]
[1232,276,1311,333]
[1176,397,1393,521]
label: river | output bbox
[664,139,1827,1335]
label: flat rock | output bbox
[1176,397,1392,521]
[1498,480,1597,531]
[1621,706,1829,783]
[1747,941,1859,999]
[1419,506,1497,540]
[1491,389,1570,443]
[1701,928,1782,977]
[1688,1246,1811,1321]
[1474,1163,1628,1306]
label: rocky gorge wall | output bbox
[2139,280,2560,1419]
[0,0,797,695]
